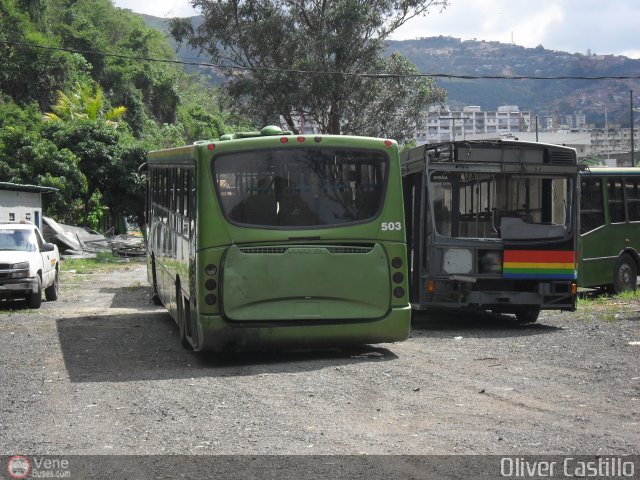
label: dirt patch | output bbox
[0,261,638,455]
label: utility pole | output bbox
[631,90,636,167]
[596,102,610,164]
[439,116,468,142]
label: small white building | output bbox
[0,182,57,231]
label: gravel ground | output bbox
[1,260,639,457]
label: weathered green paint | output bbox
[222,243,390,321]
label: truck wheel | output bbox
[45,270,59,301]
[26,276,42,309]
[613,254,637,294]
[515,307,540,323]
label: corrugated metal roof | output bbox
[0,182,58,193]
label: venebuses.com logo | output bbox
[6,455,70,478]
[6,456,31,479]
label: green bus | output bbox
[579,167,640,292]
[144,126,411,351]
[401,140,579,323]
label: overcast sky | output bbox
[113,0,640,59]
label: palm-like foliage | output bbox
[44,82,126,125]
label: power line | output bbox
[3,40,640,81]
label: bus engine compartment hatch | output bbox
[222,244,390,321]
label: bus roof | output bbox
[145,126,397,166]
[581,166,640,175]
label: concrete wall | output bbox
[0,190,43,230]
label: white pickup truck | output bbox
[0,222,60,308]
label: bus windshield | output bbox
[430,171,573,240]
[213,148,388,227]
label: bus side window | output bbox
[608,178,626,223]
[625,178,640,222]
[580,178,604,234]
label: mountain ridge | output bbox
[140,14,640,127]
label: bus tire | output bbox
[176,282,192,350]
[515,307,540,324]
[613,254,637,293]
[151,258,163,306]
[26,275,42,309]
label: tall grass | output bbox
[61,252,145,274]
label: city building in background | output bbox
[414,105,531,144]
[411,105,638,167]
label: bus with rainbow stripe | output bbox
[401,140,579,323]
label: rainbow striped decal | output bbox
[503,250,576,280]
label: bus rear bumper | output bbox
[418,279,577,312]
[194,306,411,352]
[467,290,575,310]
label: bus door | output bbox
[579,176,611,287]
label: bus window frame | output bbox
[624,177,640,223]
[209,146,392,231]
[607,176,627,224]
[580,176,606,235]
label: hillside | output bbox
[388,36,640,126]
[142,14,640,127]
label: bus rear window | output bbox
[213,148,387,227]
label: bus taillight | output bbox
[205,294,217,305]
[205,264,217,276]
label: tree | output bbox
[0,97,89,223]
[0,0,251,229]
[43,81,126,124]
[170,0,448,140]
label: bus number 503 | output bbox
[381,222,402,231]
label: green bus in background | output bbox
[144,126,411,351]
[579,167,640,293]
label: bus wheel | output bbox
[176,284,192,350]
[613,254,637,293]
[515,307,540,324]
[151,258,163,306]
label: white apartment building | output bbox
[591,128,639,156]
[414,105,532,144]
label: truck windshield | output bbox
[0,229,37,252]
[430,171,573,239]
[213,148,388,227]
